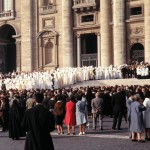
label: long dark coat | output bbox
[112,91,126,115]
[22,104,55,150]
[9,100,26,139]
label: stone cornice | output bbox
[73,25,100,30]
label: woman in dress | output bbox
[129,94,146,142]
[64,95,76,135]
[143,91,150,140]
[54,100,65,134]
[76,94,88,135]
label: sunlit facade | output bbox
[0,0,149,72]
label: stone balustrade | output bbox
[73,0,95,5]
[81,53,97,66]
[0,11,14,20]
[73,0,97,11]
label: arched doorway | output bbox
[130,43,144,63]
[0,24,16,73]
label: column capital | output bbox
[75,33,81,38]
[95,32,100,36]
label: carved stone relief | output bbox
[129,26,144,37]
[42,17,55,28]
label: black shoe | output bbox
[112,127,115,130]
[117,128,122,130]
[145,138,150,141]
[138,140,145,143]
[131,139,137,142]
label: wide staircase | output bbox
[70,78,150,88]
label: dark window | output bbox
[81,15,94,23]
[130,7,142,16]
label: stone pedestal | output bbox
[62,0,73,67]
[144,0,150,63]
[100,0,112,67]
[113,0,126,66]
[21,0,33,71]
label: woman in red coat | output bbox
[64,95,76,135]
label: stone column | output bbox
[0,0,2,12]
[21,0,33,71]
[11,0,14,12]
[62,0,73,67]
[144,0,150,63]
[39,0,44,6]
[77,35,81,67]
[16,41,21,71]
[113,0,126,66]
[97,33,101,66]
[100,0,112,67]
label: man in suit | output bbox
[22,92,55,150]
[91,92,104,130]
[112,87,126,130]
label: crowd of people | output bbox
[0,84,150,145]
[0,63,150,149]
[0,62,149,91]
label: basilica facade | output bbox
[0,0,150,72]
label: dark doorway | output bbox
[80,33,97,67]
[81,33,97,54]
[130,43,144,63]
[0,24,16,73]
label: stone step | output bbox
[70,78,150,88]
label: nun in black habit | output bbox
[9,99,26,140]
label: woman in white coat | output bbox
[143,91,150,140]
[76,94,88,135]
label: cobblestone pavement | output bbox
[0,117,150,150]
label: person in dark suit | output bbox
[91,92,104,130]
[22,92,55,150]
[112,87,126,130]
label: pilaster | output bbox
[21,0,33,71]
[77,34,81,67]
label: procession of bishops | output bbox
[0,63,149,91]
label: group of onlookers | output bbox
[121,63,150,79]
[0,84,150,146]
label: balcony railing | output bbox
[73,0,97,10]
[81,53,97,67]
[39,5,56,15]
[0,11,14,20]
